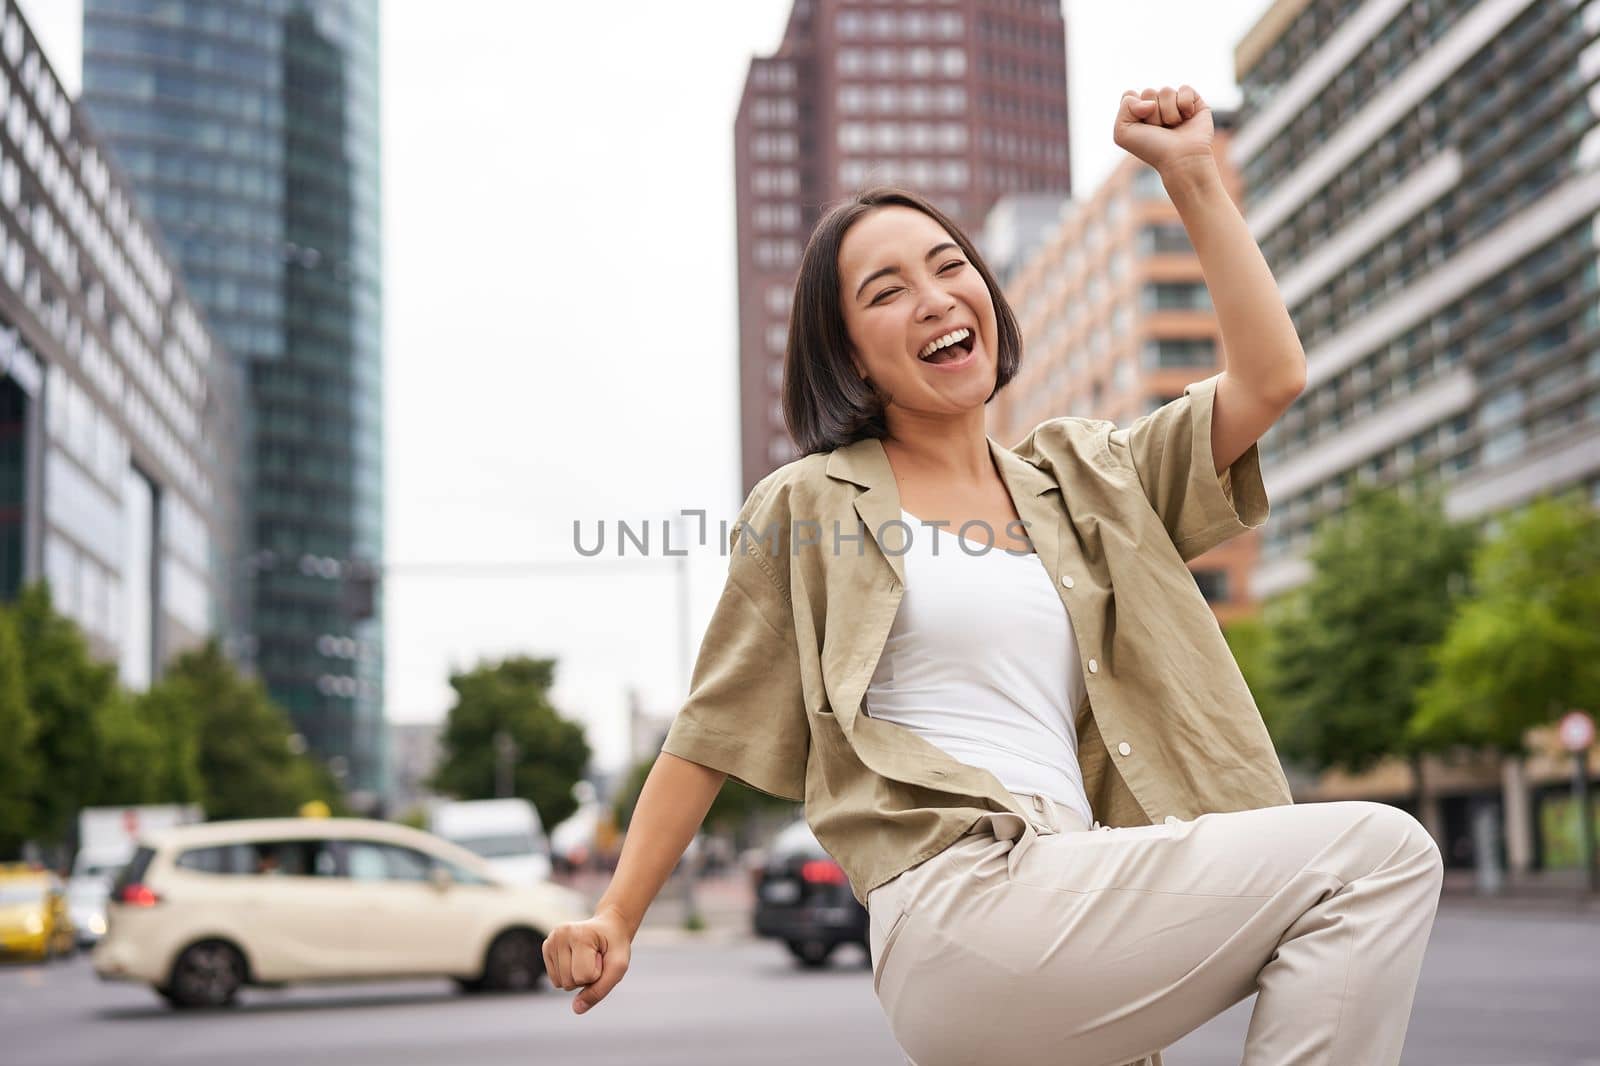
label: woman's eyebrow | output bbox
[854,241,962,301]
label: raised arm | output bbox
[1117,86,1306,473]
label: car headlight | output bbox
[89,914,107,935]
[23,914,43,935]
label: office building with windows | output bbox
[988,116,1258,622]
[81,0,386,797]
[1232,0,1600,598]
[0,0,236,685]
[735,0,1073,493]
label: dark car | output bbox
[752,819,868,968]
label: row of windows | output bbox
[749,96,798,125]
[751,203,801,231]
[979,89,1067,127]
[975,52,1063,89]
[750,62,796,90]
[838,120,967,153]
[1254,5,1572,287]
[753,238,802,269]
[1239,0,1466,199]
[977,126,1068,165]
[750,132,798,160]
[836,9,964,39]
[1142,338,1216,371]
[43,531,123,646]
[1142,282,1211,312]
[751,167,799,196]
[1267,231,1595,461]
[838,158,969,191]
[1264,382,1600,558]
[838,83,966,115]
[837,46,967,79]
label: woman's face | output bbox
[837,205,1000,420]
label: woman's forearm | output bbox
[594,751,727,938]
[1162,156,1306,402]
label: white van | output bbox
[91,818,587,1007]
[428,799,552,886]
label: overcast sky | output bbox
[21,0,1270,775]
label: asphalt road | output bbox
[5,905,1598,1065]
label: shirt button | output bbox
[1117,741,1132,757]
[1087,658,1099,674]
[1060,575,1074,588]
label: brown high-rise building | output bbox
[734,0,1074,494]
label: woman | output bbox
[544,86,1444,1066]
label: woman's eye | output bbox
[870,287,901,304]
[939,259,965,273]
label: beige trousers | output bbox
[866,790,1444,1066]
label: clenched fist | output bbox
[1113,84,1215,179]
[542,908,634,1015]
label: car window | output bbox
[440,860,492,887]
[112,847,155,895]
[449,832,538,859]
[175,840,338,877]
[343,842,432,883]
[0,881,46,904]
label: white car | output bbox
[92,818,589,1008]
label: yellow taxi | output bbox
[0,864,76,962]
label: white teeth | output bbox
[918,327,972,360]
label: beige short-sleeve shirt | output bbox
[660,373,1293,910]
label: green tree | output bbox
[90,691,168,806]
[152,641,338,820]
[612,752,796,836]
[1412,495,1600,752]
[1266,488,1478,808]
[0,606,38,857]
[11,582,122,847]
[430,655,591,830]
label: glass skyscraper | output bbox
[81,0,385,799]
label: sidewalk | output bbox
[1439,867,1600,916]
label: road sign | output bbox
[1559,710,1595,753]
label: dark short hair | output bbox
[782,186,1024,457]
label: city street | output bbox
[5,904,1597,1065]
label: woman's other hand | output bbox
[1113,85,1214,179]
[543,907,634,1015]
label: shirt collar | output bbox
[825,435,1060,587]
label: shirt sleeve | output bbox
[1107,373,1270,563]
[657,489,809,803]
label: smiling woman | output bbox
[781,187,1023,457]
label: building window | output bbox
[839,85,867,113]
[1141,282,1212,311]
[1191,569,1230,603]
[765,285,790,315]
[1131,166,1165,200]
[1141,338,1216,370]
[940,48,966,77]
[1138,223,1192,255]
[766,325,787,353]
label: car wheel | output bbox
[481,929,546,993]
[785,937,835,969]
[165,940,246,1008]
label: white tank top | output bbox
[863,509,1095,827]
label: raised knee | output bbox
[1361,802,1443,877]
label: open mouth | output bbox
[917,327,976,365]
